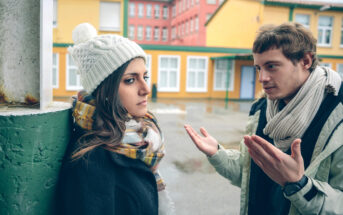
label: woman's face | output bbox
[118,58,150,117]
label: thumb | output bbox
[291,139,302,162]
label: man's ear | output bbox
[302,53,312,70]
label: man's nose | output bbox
[258,69,270,83]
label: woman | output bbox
[57,23,173,215]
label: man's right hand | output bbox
[184,124,219,157]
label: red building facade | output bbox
[128,0,222,46]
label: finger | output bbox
[200,127,209,137]
[184,125,204,146]
[291,139,302,163]
[251,135,282,161]
[248,148,264,169]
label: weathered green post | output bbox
[0,1,71,214]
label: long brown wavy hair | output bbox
[72,58,140,159]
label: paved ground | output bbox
[148,99,253,215]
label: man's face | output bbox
[253,48,310,104]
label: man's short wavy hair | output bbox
[253,22,318,72]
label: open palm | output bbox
[184,125,218,156]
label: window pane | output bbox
[319,16,332,26]
[170,58,178,68]
[188,71,195,88]
[169,71,177,87]
[160,71,168,87]
[189,58,196,69]
[197,72,205,88]
[295,14,310,27]
[325,30,331,44]
[160,58,168,68]
[198,59,205,69]
[100,2,121,31]
[69,69,77,86]
[215,72,223,88]
[53,68,57,86]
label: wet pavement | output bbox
[148,99,253,215]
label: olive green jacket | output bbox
[208,102,343,215]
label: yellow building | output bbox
[53,0,343,101]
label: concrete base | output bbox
[0,102,71,215]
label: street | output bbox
[148,99,253,215]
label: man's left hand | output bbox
[244,135,304,186]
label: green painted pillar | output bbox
[0,104,71,215]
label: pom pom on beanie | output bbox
[68,23,147,93]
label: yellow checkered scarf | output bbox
[72,91,166,191]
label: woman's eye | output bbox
[124,78,135,84]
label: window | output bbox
[186,56,208,92]
[53,0,57,28]
[158,55,180,92]
[295,14,310,28]
[206,13,212,22]
[162,27,168,41]
[341,19,343,46]
[129,25,135,40]
[163,6,168,19]
[138,3,144,18]
[129,3,135,17]
[172,5,176,17]
[178,0,181,14]
[207,0,216,4]
[318,16,333,46]
[214,59,234,91]
[52,53,59,88]
[154,5,160,19]
[154,27,160,41]
[137,26,143,40]
[186,20,189,35]
[99,2,121,31]
[66,54,82,91]
[337,64,343,79]
[146,55,152,87]
[195,16,199,31]
[320,62,332,69]
[172,26,176,40]
[183,0,186,11]
[190,18,193,32]
[146,4,152,18]
[146,26,151,41]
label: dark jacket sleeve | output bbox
[56,148,116,215]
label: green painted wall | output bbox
[0,108,71,215]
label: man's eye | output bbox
[144,76,150,82]
[268,64,276,69]
[124,78,135,84]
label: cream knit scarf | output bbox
[263,66,342,152]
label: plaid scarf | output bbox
[72,91,166,191]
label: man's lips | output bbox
[263,86,275,93]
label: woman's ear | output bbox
[302,53,313,70]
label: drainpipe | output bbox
[0,1,71,214]
[289,6,294,22]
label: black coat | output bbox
[56,126,158,215]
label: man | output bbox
[185,23,343,215]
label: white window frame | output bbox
[186,56,208,92]
[154,5,160,19]
[195,16,199,31]
[99,1,121,31]
[163,5,168,19]
[146,4,152,18]
[146,26,151,41]
[53,0,57,28]
[137,26,143,40]
[337,63,343,79]
[207,0,216,4]
[162,27,168,41]
[154,27,160,41]
[318,16,333,47]
[52,53,59,88]
[128,25,135,40]
[66,54,83,91]
[213,59,235,91]
[295,14,310,28]
[146,54,152,88]
[129,3,135,17]
[158,55,181,92]
[138,3,144,18]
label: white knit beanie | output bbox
[68,23,147,93]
